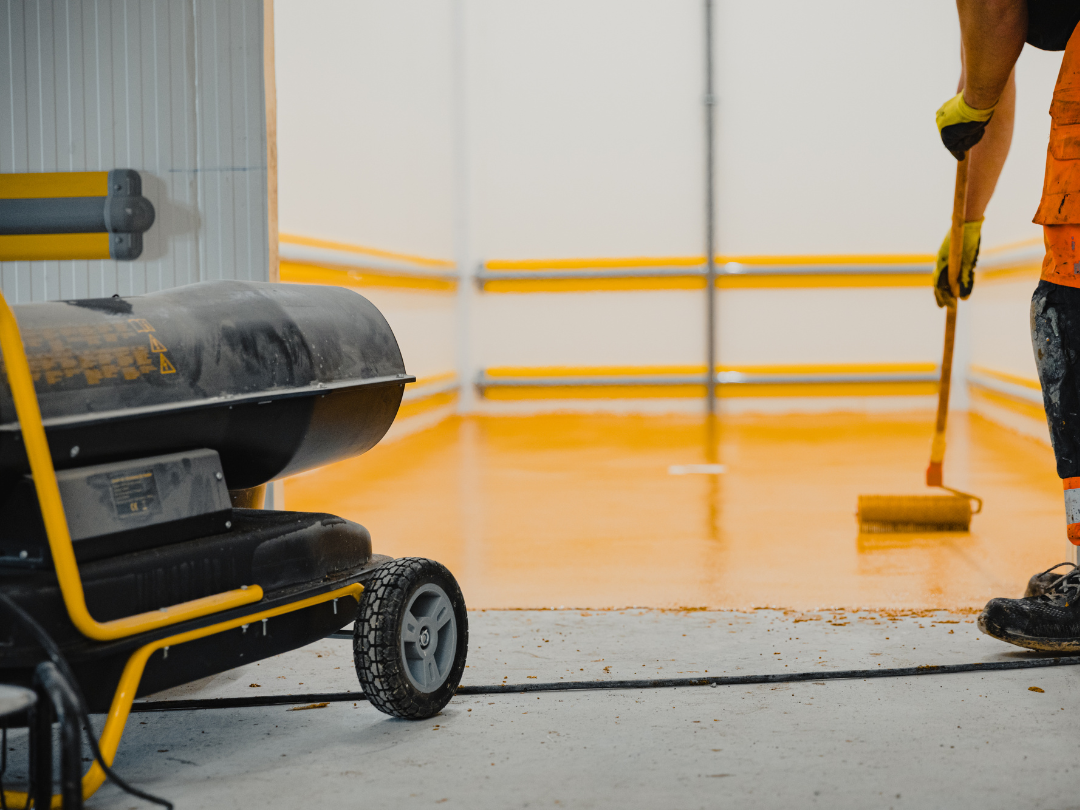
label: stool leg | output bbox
[30,680,52,810]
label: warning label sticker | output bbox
[9,318,181,390]
[109,470,161,517]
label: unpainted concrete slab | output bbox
[104,665,1080,809]
[141,608,1022,703]
[10,610,1070,809]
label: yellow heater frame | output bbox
[0,288,364,806]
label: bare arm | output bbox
[957,0,1026,109]
[954,0,1025,220]
[964,68,1015,221]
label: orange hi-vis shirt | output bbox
[1040,224,1080,287]
[1037,22,1080,288]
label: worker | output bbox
[942,1,1080,650]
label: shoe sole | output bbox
[978,612,1080,652]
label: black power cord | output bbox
[0,593,172,810]
[128,651,1080,713]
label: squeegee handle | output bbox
[927,156,969,487]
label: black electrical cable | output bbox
[1,725,7,810]
[129,652,1080,713]
[0,593,173,810]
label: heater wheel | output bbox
[353,557,468,719]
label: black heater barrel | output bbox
[0,281,410,491]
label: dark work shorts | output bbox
[1032,279,1080,477]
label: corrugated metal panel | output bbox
[0,0,269,303]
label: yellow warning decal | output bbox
[148,335,167,353]
[159,354,176,374]
[128,318,155,333]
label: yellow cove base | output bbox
[286,412,1065,612]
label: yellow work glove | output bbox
[935,92,995,160]
[933,218,982,308]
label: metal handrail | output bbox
[475,262,932,285]
[476,369,941,390]
[280,242,458,281]
[401,377,461,403]
[966,369,1044,404]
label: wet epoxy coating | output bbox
[286,413,1066,610]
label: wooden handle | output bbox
[947,157,969,297]
[927,157,969,487]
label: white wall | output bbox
[273,0,1065,420]
[275,0,456,259]
[0,0,271,302]
[275,0,458,398]
[467,0,704,260]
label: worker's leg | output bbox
[1032,229,1080,543]
[978,227,1080,649]
[989,16,1080,611]
[1034,225,1080,461]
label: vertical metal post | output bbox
[703,0,718,415]
[452,0,476,413]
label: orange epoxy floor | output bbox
[285,413,1066,610]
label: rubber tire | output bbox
[353,557,469,719]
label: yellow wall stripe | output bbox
[978,264,1040,283]
[969,385,1046,422]
[976,237,1043,283]
[483,254,934,291]
[0,233,110,262]
[280,260,457,292]
[409,371,458,387]
[483,276,706,293]
[717,272,929,290]
[481,273,932,293]
[486,254,935,270]
[980,237,1042,256]
[488,256,706,271]
[969,365,1041,391]
[484,382,937,400]
[0,171,108,199]
[280,234,453,269]
[485,363,936,378]
[480,364,939,399]
[397,388,459,419]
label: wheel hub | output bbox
[399,582,458,693]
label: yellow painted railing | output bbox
[478,254,935,292]
[478,363,940,400]
[279,234,457,292]
[398,373,460,419]
[967,364,1046,422]
[0,173,113,261]
[975,237,1043,283]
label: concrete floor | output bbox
[65,608,1078,809]
[11,413,1076,808]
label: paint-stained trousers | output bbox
[1032,278,1080,479]
[1029,22,1080,540]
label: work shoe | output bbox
[1024,563,1075,598]
[979,563,1080,652]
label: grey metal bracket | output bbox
[0,168,155,261]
